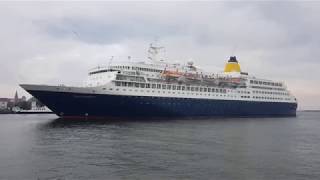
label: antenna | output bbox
[154,36,159,46]
[231,45,238,56]
[108,56,114,67]
[148,43,165,61]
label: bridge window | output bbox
[152,84,156,89]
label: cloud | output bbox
[0,1,319,109]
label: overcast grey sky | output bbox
[0,1,319,109]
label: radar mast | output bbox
[148,43,165,62]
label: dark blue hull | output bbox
[26,90,297,118]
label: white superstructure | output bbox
[79,44,296,104]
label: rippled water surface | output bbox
[0,112,319,179]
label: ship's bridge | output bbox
[85,61,167,87]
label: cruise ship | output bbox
[20,44,297,118]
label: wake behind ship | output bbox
[20,45,297,118]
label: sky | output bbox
[0,1,319,110]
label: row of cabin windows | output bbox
[250,80,282,87]
[253,90,289,96]
[128,88,237,98]
[253,96,285,100]
[117,96,242,105]
[238,91,250,94]
[241,96,250,98]
[115,82,227,93]
[251,86,285,91]
[116,75,146,82]
[132,67,162,73]
[110,66,162,73]
[111,88,238,98]
[110,66,130,70]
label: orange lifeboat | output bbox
[161,69,184,78]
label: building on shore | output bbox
[0,98,9,110]
[0,91,28,111]
[13,91,27,106]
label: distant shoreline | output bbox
[0,110,13,114]
[299,110,320,112]
[0,112,53,114]
[0,111,53,114]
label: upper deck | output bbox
[82,44,297,104]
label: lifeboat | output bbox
[162,70,183,78]
[161,69,184,82]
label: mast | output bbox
[147,43,165,62]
